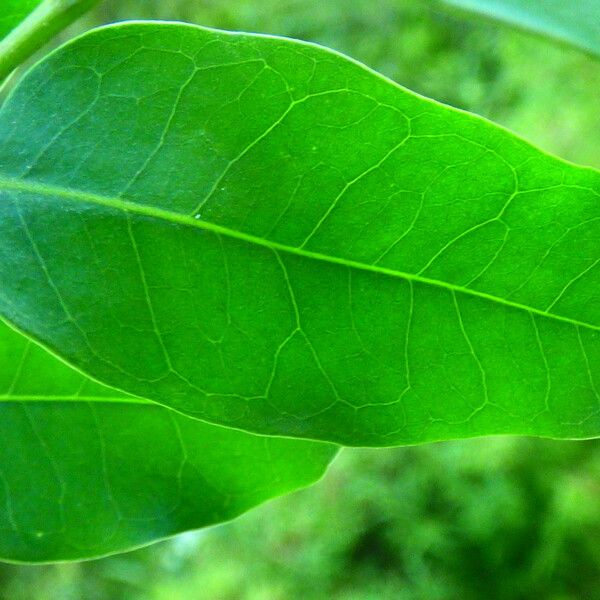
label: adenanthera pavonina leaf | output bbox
[0,320,336,562]
[0,22,598,446]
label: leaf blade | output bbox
[0,320,337,563]
[0,22,599,446]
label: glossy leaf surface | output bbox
[0,321,336,562]
[0,23,599,446]
[442,0,600,58]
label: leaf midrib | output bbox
[1,175,597,333]
[0,395,150,404]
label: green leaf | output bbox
[0,22,599,447]
[0,320,336,562]
[0,1,42,41]
[441,0,600,58]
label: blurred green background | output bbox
[2,1,599,598]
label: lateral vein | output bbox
[1,175,598,333]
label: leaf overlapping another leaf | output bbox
[0,22,598,446]
[0,320,336,562]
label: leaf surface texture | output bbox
[0,321,336,562]
[0,23,599,445]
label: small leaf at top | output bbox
[441,0,600,58]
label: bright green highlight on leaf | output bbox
[0,320,336,563]
[0,0,42,41]
[0,22,599,447]
[442,0,600,58]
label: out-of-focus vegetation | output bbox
[1,0,599,598]
[1,439,599,599]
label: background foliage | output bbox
[1,0,599,597]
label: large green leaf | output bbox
[441,0,600,58]
[0,22,599,446]
[0,1,42,41]
[0,320,336,562]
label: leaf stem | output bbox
[0,0,101,81]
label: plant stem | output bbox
[0,0,101,81]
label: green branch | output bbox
[0,0,101,81]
